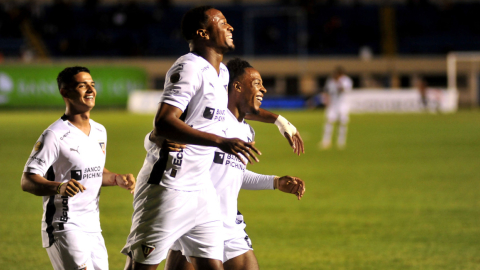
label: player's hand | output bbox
[277,176,305,200]
[115,174,136,194]
[218,138,261,165]
[284,130,305,156]
[162,139,186,152]
[60,179,86,197]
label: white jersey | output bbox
[23,116,107,248]
[325,75,353,106]
[142,52,229,192]
[209,110,254,240]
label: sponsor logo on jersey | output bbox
[99,141,106,154]
[213,152,225,164]
[29,156,46,164]
[170,73,180,83]
[71,170,82,180]
[60,196,69,222]
[60,131,70,140]
[224,154,246,171]
[70,146,80,154]
[83,166,102,179]
[34,141,43,151]
[203,107,226,122]
[141,244,156,259]
[203,107,215,120]
[172,149,183,166]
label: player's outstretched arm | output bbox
[241,170,305,200]
[21,172,86,197]
[155,103,260,164]
[276,175,306,200]
[245,109,304,155]
[102,168,136,194]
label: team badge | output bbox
[213,152,225,164]
[98,142,106,154]
[170,169,177,178]
[78,263,87,270]
[203,107,215,120]
[34,141,43,151]
[141,244,156,259]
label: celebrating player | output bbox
[162,58,306,270]
[21,66,136,270]
[122,6,260,270]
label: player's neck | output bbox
[227,101,244,122]
[63,110,91,135]
[191,46,224,75]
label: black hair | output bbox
[181,5,215,41]
[226,58,253,94]
[57,66,90,91]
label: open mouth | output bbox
[85,95,95,100]
[256,95,263,103]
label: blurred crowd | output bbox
[1,0,480,58]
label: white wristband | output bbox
[274,115,297,138]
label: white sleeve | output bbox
[161,61,201,112]
[342,77,353,92]
[23,130,59,176]
[241,170,275,190]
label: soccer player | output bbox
[21,66,136,270]
[162,58,306,270]
[121,6,261,270]
[320,66,353,149]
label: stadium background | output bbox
[1,0,479,269]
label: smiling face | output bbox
[61,72,96,113]
[204,9,234,52]
[237,67,266,115]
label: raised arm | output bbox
[153,103,260,165]
[245,108,304,155]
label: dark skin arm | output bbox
[154,103,260,164]
[245,108,305,155]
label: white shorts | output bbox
[171,230,253,263]
[46,231,108,270]
[122,183,223,265]
[326,102,349,124]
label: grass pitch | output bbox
[1,109,479,270]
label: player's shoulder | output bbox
[89,119,106,134]
[44,118,70,137]
[170,53,207,72]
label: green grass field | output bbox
[1,109,479,270]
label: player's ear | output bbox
[233,81,242,93]
[59,88,69,98]
[196,29,209,39]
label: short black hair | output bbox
[181,5,215,41]
[57,66,90,91]
[226,58,253,94]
